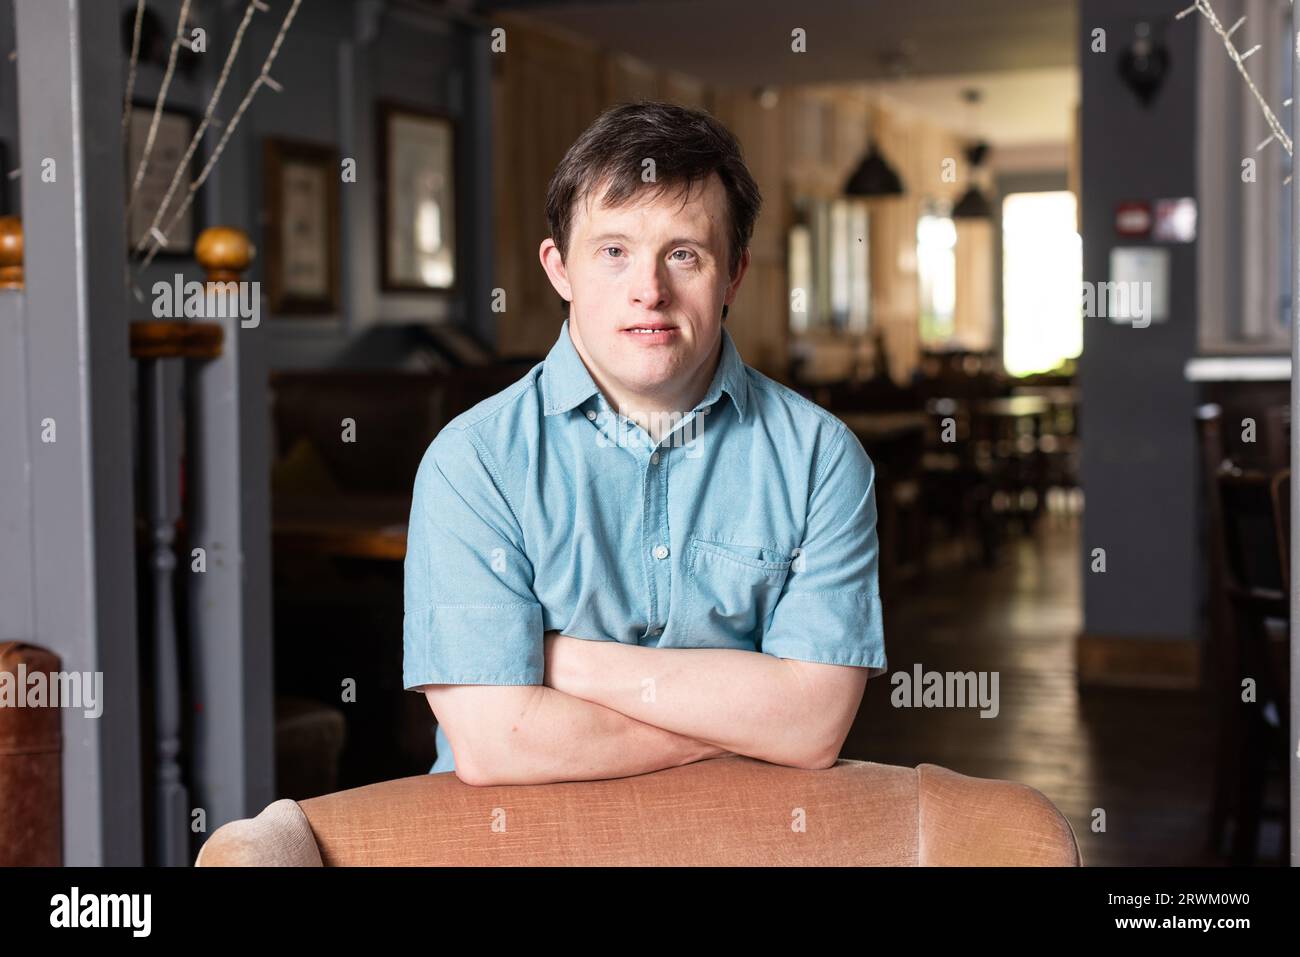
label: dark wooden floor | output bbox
[843,503,1288,867]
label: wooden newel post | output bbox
[195,226,253,284]
[131,225,251,361]
[0,216,22,290]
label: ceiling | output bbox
[482,0,1079,87]
[871,67,1078,146]
[481,0,1079,144]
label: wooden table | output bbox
[972,396,1050,419]
[273,495,410,561]
[835,410,929,443]
[274,413,931,563]
[968,396,1052,536]
[834,411,929,589]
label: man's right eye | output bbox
[602,246,624,258]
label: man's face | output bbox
[540,172,748,410]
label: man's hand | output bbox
[542,630,733,762]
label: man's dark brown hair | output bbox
[545,101,763,309]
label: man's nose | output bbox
[629,258,669,309]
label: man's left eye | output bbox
[670,249,695,262]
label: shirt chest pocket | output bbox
[676,537,794,648]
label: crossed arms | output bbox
[422,632,870,787]
[411,423,882,787]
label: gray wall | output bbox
[119,0,492,369]
[1078,0,1200,640]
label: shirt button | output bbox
[650,451,660,465]
[651,627,663,636]
[586,410,597,420]
[652,544,669,560]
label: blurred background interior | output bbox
[0,0,1292,866]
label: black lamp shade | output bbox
[844,145,904,197]
[952,185,992,219]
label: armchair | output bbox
[196,756,1081,866]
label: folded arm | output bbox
[407,432,731,788]
[422,682,732,787]
[543,632,869,770]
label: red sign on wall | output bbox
[1114,201,1152,238]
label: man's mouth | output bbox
[622,323,678,336]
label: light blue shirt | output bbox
[403,319,886,773]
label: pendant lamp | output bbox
[845,99,904,197]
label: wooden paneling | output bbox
[1076,633,1201,690]
[492,16,731,360]
[711,89,791,377]
[954,219,995,350]
[605,53,659,103]
[658,72,710,111]
[492,17,604,358]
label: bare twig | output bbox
[132,0,263,256]
[1177,0,1292,157]
[126,0,194,216]
[121,0,146,133]
[139,0,303,269]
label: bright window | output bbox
[917,211,956,344]
[788,198,870,334]
[1001,190,1082,376]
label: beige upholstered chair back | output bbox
[197,756,1081,866]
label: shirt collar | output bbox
[541,318,749,421]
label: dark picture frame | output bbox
[378,102,457,293]
[263,137,341,315]
[125,102,201,257]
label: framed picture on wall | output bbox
[378,103,456,292]
[126,104,199,256]
[263,138,340,314]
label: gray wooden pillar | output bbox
[186,1,276,847]
[186,294,275,845]
[12,0,142,865]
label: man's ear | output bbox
[724,247,751,313]
[539,238,573,306]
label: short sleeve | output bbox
[402,426,545,690]
[759,425,887,678]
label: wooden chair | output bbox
[1271,469,1289,588]
[921,397,998,566]
[1197,405,1233,854]
[1215,464,1291,864]
[0,642,62,865]
[1261,404,1290,472]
